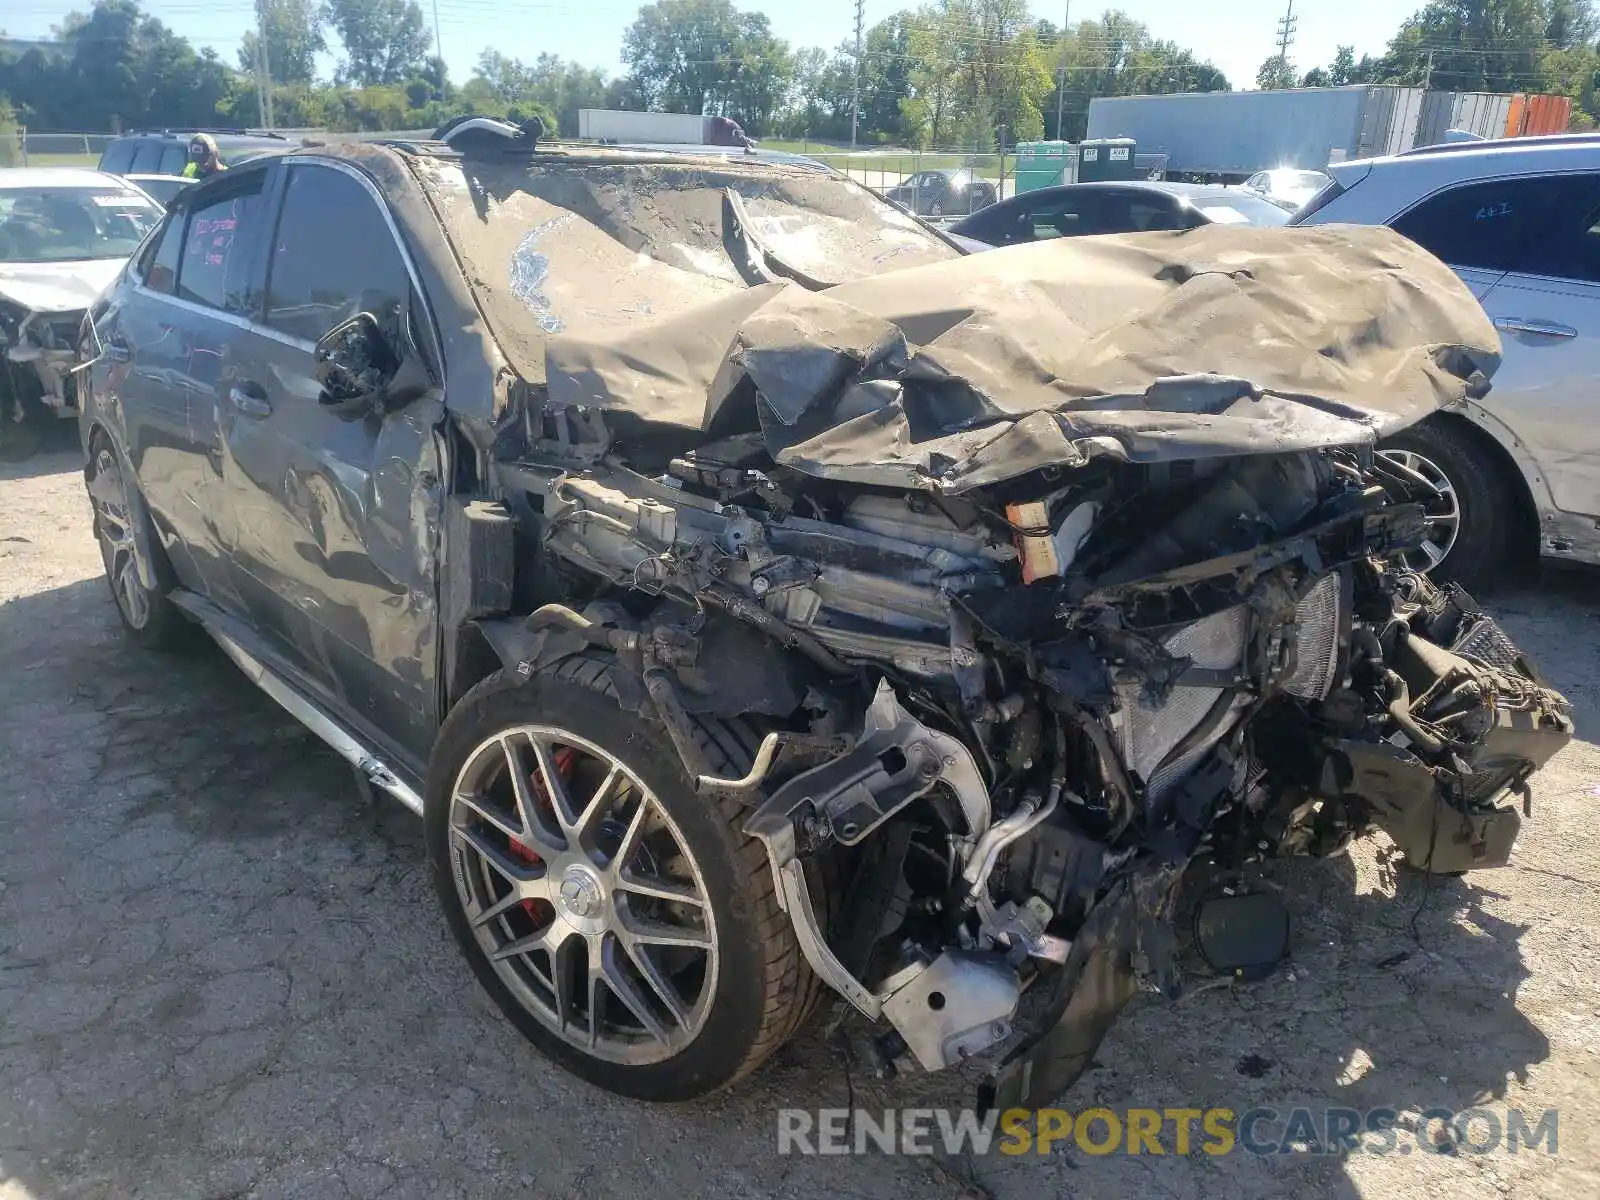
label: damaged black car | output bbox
[78,119,1572,1106]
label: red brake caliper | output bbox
[508,746,577,916]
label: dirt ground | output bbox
[3,432,1599,1200]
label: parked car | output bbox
[77,121,1570,1108]
[0,168,163,459]
[97,128,295,179]
[125,173,193,206]
[949,180,1290,247]
[883,167,998,217]
[1292,135,1600,583]
[1240,167,1332,212]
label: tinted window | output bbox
[141,215,185,294]
[176,175,264,313]
[130,143,166,173]
[1106,195,1184,232]
[1393,176,1577,272]
[264,166,411,343]
[159,145,189,175]
[100,142,135,174]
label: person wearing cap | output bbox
[182,134,227,179]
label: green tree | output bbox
[238,0,325,85]
[1256,54,1297,89]
[1329,45,1357,84]
[323,0,430,87]
[465,50,609,136]
[1301,66,1331,86]
[620,0,793,133]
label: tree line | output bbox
[2,0,1597,149]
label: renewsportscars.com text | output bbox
[776,1106,1560,1157]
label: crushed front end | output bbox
[465,214,1570,1106]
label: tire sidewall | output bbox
[87,431,166,640]
[424,668,772,1101]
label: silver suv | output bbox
[1293,134,1600,583]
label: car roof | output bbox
[0,167,139,189]
[109,129,292,145]
[1333,136,1600,189]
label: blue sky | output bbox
[8,0,1403,96]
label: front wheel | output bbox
[1377,420,1521,590]
[425,655,821,1100]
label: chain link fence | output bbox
[8,129,116,167]
[779,144,1013,221]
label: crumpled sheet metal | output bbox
[545,224,1501,492]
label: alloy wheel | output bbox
[1377,447,1462,572]
[446,726,719,1065]
[87,446,154,629]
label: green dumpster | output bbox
[1013,140,1076,195]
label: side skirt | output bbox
[168,591,425,816]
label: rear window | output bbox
[130,144,167,173]
[159,145,188,175]
[99,142,136,174]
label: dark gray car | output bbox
[76,126,1570,1111]
[883,167,998,217]
[950,180,1290,247]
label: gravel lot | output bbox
[3,432,1599,1200]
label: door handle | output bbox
[1493,316,1577,339]
[228,385,272,418]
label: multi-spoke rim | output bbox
[447,726,719,1065]
[87,447,152,629]
[1378,448,1462,572]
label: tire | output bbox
[1378,419,1521,592]
[85,430,190,649]
[425,654,822,1101]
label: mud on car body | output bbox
[77,120,1572,1107]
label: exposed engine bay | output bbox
[430,187,1572,1107]
[492,434,1570,1106]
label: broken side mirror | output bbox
[313,312,431,420]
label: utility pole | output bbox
[254,1,274,130]
[1274,0,1298,86]
[1055,3,1069,140]
[431,0,444,73]
[850,0,865,148]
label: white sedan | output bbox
[1240,168,1333,213]
[1,168,163,459]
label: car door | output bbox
[99,167,268,610]
[1392,173,1600,524]
[218,158,446,763]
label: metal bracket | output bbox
[743,680,994,1022]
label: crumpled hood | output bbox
[544,223,1500,492]
[0,260,123,314]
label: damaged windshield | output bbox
[412,152,959,384]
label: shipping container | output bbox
[1086,86,1424,178]
[577,110,715,144]
[1416,91,1514,145]
[1509,93,1573,135]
